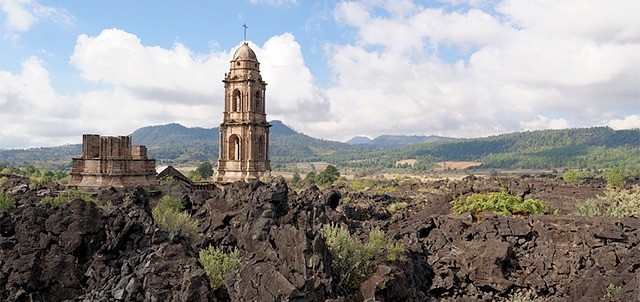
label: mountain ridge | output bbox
[1,123,638,171]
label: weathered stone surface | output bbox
[0,175,638,301]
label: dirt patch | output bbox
[435,161,482,170]
[396,159,417,166]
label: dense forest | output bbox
[1,123,638,174]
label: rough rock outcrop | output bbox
[0,175,638,301]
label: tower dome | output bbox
[233,43,258,61]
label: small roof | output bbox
[233,43,258,61]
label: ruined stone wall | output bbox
[69,135,157,189]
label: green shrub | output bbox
[152,195,197,237]
[0,176,9,187]
[386,201,408,214]
[601,283,621,300]
[451,190,546,216]
[156,195,183,212]
[321,223,400,294]
[198,246,241,290]
[604,168,625,190]
[0,192,16,211]
[562,169,582,184]
[504,289,542,302]
[576,186,640,218]
[386,242,405,261]
[37,189,95,208]
[574,198,603,217]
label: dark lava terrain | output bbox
[0,174,638,301]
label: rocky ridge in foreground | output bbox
[0,175,638,301]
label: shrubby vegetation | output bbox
[504,290,542,302]
[152,195,197,237]
[603,168,625,190]
[0,192,16,211]
[0,162,70,186]
[294,165,342,187]
[575,186,640,218]
[198,246,241,290]
[321,223,404,295]
[601,283,621,300]
[187,161,214,181]
[348,177,400,195]
[38,189,95,208]
[451,190,546,216]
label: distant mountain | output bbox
[345,136,372,145]
[130,123,214,146]
[0,120,363,166]
[1,125,638,172]
[346,134,455,147]
[370,135,455,147]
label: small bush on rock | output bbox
[152,195,197,237]
[321,223,402,295]
[504,289,542,302]
[0,192,15,211]
[198,246,241,290]
[386,201,407,214]
[0,176,9,187]
[451,190,546,216]
[601,283,621,300]
[37,188,95,208]
[575,186,640,218]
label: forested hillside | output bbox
[328,127,639,172]
[1,124,637,173]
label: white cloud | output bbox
[70,29,228,105]
[308,0,640,141]
[1,29,328,148]
[2,1,639,149]
[256,33,331,123]
[607,115,640,130]
[1,0,73,41]
[0,57,79,148]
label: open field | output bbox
[434,161,482,171]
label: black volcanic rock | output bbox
[0,177,639,301]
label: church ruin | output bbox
[215,43,271,182]
[68,134,158,189]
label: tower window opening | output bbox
[232,90,241,112]
[229,135,240,160]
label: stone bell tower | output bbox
[215,43,271,182]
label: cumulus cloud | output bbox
[607,115,640,130]
[0,57,79,148]
[70,29,228,105]
[309,0,640,141]
[1,0,73,41]
[1,29,327,148]
[255,33,331,124]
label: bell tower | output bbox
[215,43,271,182]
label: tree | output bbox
[291,172,301,185]
[303,171,317,185]
[195,162,214,179]
[317,165,340,186]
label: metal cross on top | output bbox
[243,23,248,42]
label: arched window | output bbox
[229,135,240,160]
[232,90,241,112]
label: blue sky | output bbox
[1,0,639,149]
